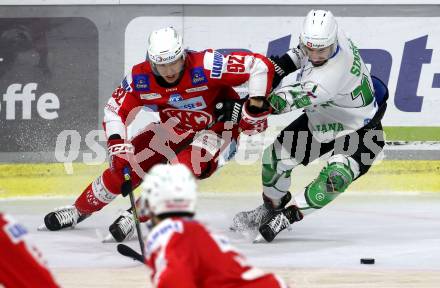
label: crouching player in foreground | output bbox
[0,212,59,288]
[140,164,287,288]
[232,10,388,242]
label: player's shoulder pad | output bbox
[124,60,155,93]
[1,214,29,244]
[203,49,226,79]
[185,50,206,68]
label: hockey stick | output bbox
[117,243,144,263]
[121,167,145,259]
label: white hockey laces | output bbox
[54,206,79,226]
[118,212,135,236]
[266,212,290,234]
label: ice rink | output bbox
[1,191,440,287]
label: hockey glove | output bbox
[107,136,135,178]
[214,100,243,124]
[268,83,315,114]
[239,100,271,135]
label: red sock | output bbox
[74,169,120,215]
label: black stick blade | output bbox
[117,244,144,263]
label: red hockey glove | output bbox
[107,137,134,176]
[239,101,271,135]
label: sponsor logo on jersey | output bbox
[211,51,224,79]
[133,74,150,92]
[315,122,344,133]
[140,93,162,100]
[186,85,209,93]
[166,87,178,92]
[146,221,183,254]
[168,96,207,110]
[5,222,28,243]
[121,76,132,92]
[169,94,183,102]
[191,67,208,85]
[163,108,213,130]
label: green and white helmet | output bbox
[300,10,338,50]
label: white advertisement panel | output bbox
[125,17,440,128]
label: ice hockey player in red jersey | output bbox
[41,27,274,242]
[139,164,287,288]
[0,212,59,288]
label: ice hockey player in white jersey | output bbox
[231,9,388,242]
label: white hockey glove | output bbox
[268,82,317,114]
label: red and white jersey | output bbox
[0,213,59,288]
[104,50,274,138]
[144,217,287,288]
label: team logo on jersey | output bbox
[191,67,208,85]
[186,85,208,93]
[169,94,183,102]
[133,74,150,92]
[211,51,224,79]
[163,108,213,130]
[140,93,162,100]
[168,96,207,110]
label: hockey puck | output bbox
[360,258,375,264]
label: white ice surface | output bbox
[1,192,440,271]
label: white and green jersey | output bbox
[278,30,378,143]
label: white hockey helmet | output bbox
[300,10,338,50]
[147,27,185,65]
[141,164,197,216]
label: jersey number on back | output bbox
[351,74,374,107]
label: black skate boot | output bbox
[231,192,292,232]
[108,210,135,242]
[257,205,303,242]
[43,205,90,231]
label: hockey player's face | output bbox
[154,58,185,83]
[304,46,333,66]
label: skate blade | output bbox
[102,233,116,243]
[37,224,48,231]
[93,229,116,243]
[252,233,266,243]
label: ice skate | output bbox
[104,211,136,243]
[256,205,303,243]
[231,192,291,232]
[41,205,90,231]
